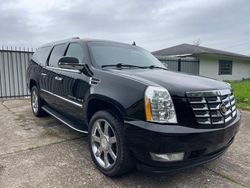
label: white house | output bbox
[152,44,250,81]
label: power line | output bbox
[237,48,250,55]
[222,41,250,50]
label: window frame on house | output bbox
[218,60,233,75]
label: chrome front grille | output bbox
[186,89,237,125]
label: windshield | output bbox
[88,42,165,68]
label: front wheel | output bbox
[88,110,135,177]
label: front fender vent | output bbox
[89,77,100,86]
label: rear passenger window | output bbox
[66,43,84,63]
[48,44,67,67]
[32,46,52,66]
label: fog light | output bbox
[150,152,185,162]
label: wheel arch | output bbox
[85,95,126,124]
[29,79,38,92]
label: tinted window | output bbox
[66,43,84,63]
[219,60,232,75]
[32,46,52,66]
[88,42,164,68]
[49,44,67,67]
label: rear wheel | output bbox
[88,110,135,177]
[31,86,46,117]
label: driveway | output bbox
[0,99,249,188]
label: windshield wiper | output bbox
[102,63,168,70]
[143,65,168,70]
[102,63,146,69]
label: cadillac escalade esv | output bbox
[27,38,241,177]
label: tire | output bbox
[31,86,46,117]
[88,110,135,177]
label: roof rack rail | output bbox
[72,37,80,39]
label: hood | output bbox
[107,69,230,97]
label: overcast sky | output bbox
[0,0,249,54]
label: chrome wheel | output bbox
[91,119,118,169]
[32,90,39,114]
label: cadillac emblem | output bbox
[220,103,227,115]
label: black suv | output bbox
[27,38,241,177]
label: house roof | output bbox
[152,43,250,59]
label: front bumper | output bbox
[125,110,241,173]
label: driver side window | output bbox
[48,44,67,67]
[65,43,84,64]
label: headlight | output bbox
[145,86,177,123]
[225,82,231,87]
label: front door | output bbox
[54,43,90,124]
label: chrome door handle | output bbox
[55,76,63,81]
[41,73,47,76]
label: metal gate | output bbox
[156,56,200,75]
[0,47,34,98]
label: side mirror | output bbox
[58,57,85,71]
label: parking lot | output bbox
[0,99,249,188]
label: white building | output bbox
[152,44,250,81]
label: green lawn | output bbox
[229,79,250,110]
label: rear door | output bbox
[43,43,68,111]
